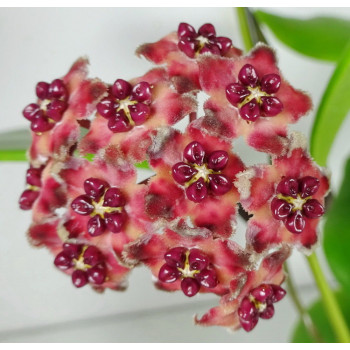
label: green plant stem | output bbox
[0,149,151,171]
[236,8,254,51]
[0,149,27,161]
[284,262,323,342]
[306,252,350,343]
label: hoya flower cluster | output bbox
[20,23,329,333]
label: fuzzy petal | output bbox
[125,227,250,295]
[235,133,329,253]
[28,57,107,164]
[137,30,241,93]
[79,68,197,162]
[146,126,245,238]
[195,246,290,329]
[197,45,312,155]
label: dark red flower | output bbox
[145,124,245,238]
[235,132,329,253]
[195,246,290,331]
[79,68,196,163]
[136,23,242,93]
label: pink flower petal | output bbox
[195,246,290,329]
[125,227,250,295]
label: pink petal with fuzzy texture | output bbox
[125,228,250,295]
[197,45,312,154]
[28,57,107,164]
[195,246,290,329]
[79,68,197,162]
[27,219,63,252]
[137,31,241,93]
[58,158,151,252]
[235,134,329,252]
[146,126,245,238]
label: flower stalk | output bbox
[0,149,27,161]
[284,262,323,342]
[306,252,350,343]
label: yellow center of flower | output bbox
[249,294,267,312]
[239,86,269,108]
[72,246,91,271]
[177,251,200,278]
[277,193,311,211]
[116,98,138,126]
[91,194,123,219]
[185,163,219,187]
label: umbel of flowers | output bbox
[20,22,329,332]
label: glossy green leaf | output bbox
[255,10,350,62]
[323,157,350,292]
[291,290,350,342]
[311,42,350,166]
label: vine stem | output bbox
[236,7,254,52]
[306,252,350,342]
[284,262,323,342]
[0,149,27,161]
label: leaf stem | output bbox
[284,262,323,342]
[306,252,350,342]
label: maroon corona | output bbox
[226,64,283,121]
[271,176,325,234]
[54,243,107,288]
[23,79,68,133]
[97,79,152,133]
[19,165,45,210]
[172,141,232,202]
[238,284,286,332]
[178,22,232,58]
[71,177,127,236]
[158,247,218,297]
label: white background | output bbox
[0,7,350,343]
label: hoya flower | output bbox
[28,156,152,291]
[54,243,108,288]
[22,57,107,166]
[234,133,329,253]
[195,246,290,332]
[136,22,242,93]
[19,164,46,210]
[145,124,245,238]
[124,226,251,297]
[57,157,151,251]
[52,239,133,291]
[79,68,196,163]
[195,44,312,155]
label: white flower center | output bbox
[40,99,51,111]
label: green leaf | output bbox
[310,41,350,166]
[323,157,350,292]
[255,10,350,62]
[291,290,350,342]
